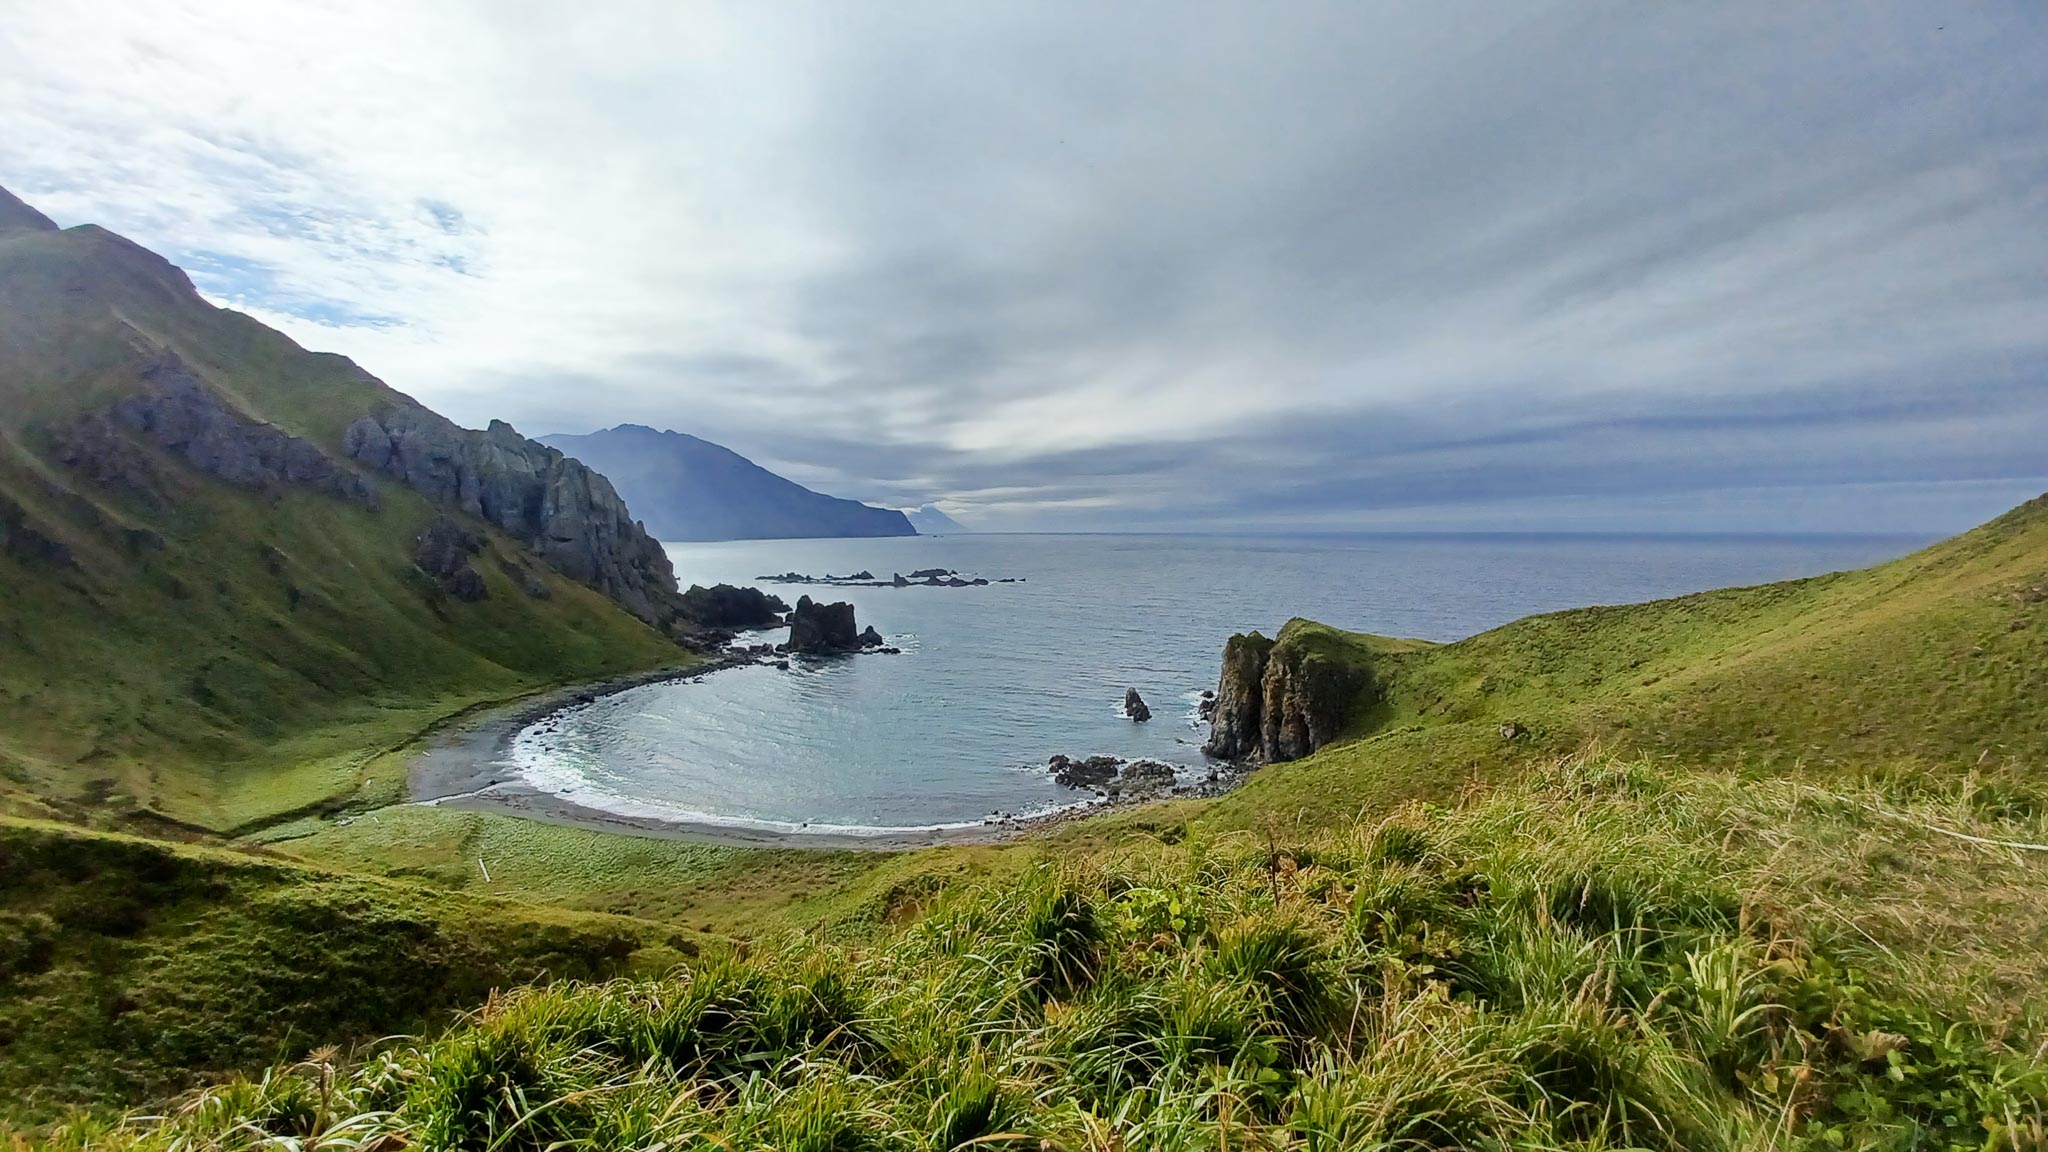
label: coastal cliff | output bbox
[1203,620,1373,763]
[345,407,688,631]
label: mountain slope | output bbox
[0,188,690,831]
[540,423,917,541]
[904,503,968,533]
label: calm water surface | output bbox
[509,532,1922,834]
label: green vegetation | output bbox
[47,751,2046,1150]
[0,818,707,1126]
[1201,496,2048,835]
[3,203,2043,1146]
[0,203,685,833]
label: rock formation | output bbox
[414,516,487,602]
[1123,687,1152,722]
[859,625,885,647]
[679,583,790,629]
[784,595,861,654]
[59,356,377,511]
[1203,632,1275,760]
[343,406,686,631]
[1202,626,1368,763]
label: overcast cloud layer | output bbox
[5,2,2046,532]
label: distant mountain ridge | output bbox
[905,504,968,534]
[540,424,917,541]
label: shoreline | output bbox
[403,652,1222,851]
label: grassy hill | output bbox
[0,195,685,833]
[0,817,704,1126]
[46,748,2046,1150]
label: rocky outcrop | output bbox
[784,595,860,653]
[59,356,376,510]
[1123,687,1152,722]
[343,406,686,631]
[859,624,885,648]
[1203,632,1275,760]
[679,583,789,629]
[1047,754,1179,796]
[1203,627,1368,763]
[415,516,487,602]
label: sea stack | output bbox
[784,595,862,653]
[1123,687,1153,722]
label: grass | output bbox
[44,750,2046,1150]
[0,818,712,1128]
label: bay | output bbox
[508,532,1923,835]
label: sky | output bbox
[5,2,2046,534]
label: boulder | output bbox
[1123,687,1153,722]
[1049,754,1124,789]
[859,625,885,648]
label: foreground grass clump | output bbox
[55,753,2047,1151]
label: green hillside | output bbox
[1200,494,2048,834]
[0,201,684,833]
[0,817,701,1125]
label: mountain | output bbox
[0,186,693,831]
[539,424,917,541]
[904,503,968,534]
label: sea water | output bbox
[507,532,1921,834]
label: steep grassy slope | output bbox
[0,817,703,1128]
[0,199,685,831]
[59,751,2048,1151]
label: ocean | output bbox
[507,531,1923,835]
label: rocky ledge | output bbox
[1202,625,1371,763]
[344,406,688,631]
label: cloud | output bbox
[3,0,2045,533]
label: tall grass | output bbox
[39,752,2048,1151]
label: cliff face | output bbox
[344,407,688,631]
[1203,624,1370,763]
[1203,632,1275,759]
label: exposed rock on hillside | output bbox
[414,516,488,602]
[59,356,376,510]
[344,407,685,630]
[1203,625,1368,763]
[784,595,860,653]
[679,583,789,629]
